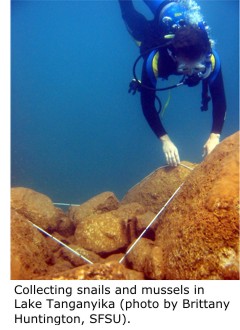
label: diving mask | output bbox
[176,53,212,79]
[177,62,206,76]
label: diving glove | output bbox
[160,134,180,167]
[202,133,220,157]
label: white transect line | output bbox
[53,202,80,206]
[28,221,93,264]
[180,163,195,171]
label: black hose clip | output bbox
[128,78,142,95]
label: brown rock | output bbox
[154,132,239,280]
[126,238,164,279]
[36,261,144,280]
[55,208,75,237]
[11,187,58,231]
[121,161,196,213]
[112,202,146,219]
[11,209,53,279]
[135,211,158,239]
[74,212,129,255]
[69,192,119,225]
[111,202,146,241]
[102,253,125,263]
[47,260,74,276]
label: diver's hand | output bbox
[202,133,220,157]
[160,134,180,167]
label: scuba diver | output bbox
[118,0,226,166]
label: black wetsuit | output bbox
[119,0,226,138]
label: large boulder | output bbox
[153,132,239,279]
[74,212,129,255]
[69,192,120,226]
[126,238,164,279]
[11,209,53,279]
[11,187,75,235]
[11,187,58,231]
[121,161,196,213]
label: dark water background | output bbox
[11,0,239,205]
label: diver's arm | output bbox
[140,65,167,138]
[140,61,180,166]
[203,58,226,156]
[209,67,226,134]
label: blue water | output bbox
[11,0,239,204]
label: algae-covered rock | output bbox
[74,212,129,255]
[126,238,164,279]
[121,161,196,213]
[11,187,58,231]
[69,191,120,225]
[154,132,239,280]
[11,209,53,279]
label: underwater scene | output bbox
[11,0,239,280]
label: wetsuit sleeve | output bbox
[140,59,167,138]
[208,53,226,134]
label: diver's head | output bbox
[171,25,211,63]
